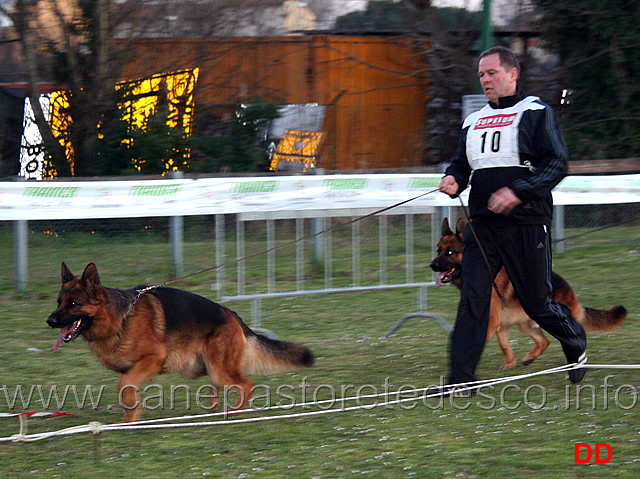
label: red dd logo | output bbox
[574,442,613,463]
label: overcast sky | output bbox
[431,0,484,11]
[431,0,524,27]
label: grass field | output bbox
[0,222,639,478]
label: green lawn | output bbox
[0,223,639,478]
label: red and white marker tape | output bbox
[0,412,73,418]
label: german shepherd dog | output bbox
[430,218,627,370]
[47,262,314,422]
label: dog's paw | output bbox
[500,360,517,370]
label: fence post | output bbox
[296,216,305,291]
[312,168,325,265]
[405,213,414,283]
[13,176,28,291]
[168,171,184,277]
[379,214,387,285]
[433,163,447,262]
[267,218,275,293]
[553,204,565,254]
[215,213,225,297]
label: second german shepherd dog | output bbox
[430,218,626,370]
[47,262,314,422]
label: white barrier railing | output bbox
[214,205,441,329]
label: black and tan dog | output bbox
[47,262,314,422]
[430,218,626,370]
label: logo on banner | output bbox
[231,181,278,194]
[408,177,439,189]
[323,179,368,190]
[129,185,181,197]
[474,113,517,129]
[23,187,80,199]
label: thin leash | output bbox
[128,189,639,313]
[456,198,640,304]
[457,196,507,304]
[552,214,640,244]
[127,188,441,312]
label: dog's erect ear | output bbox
[441,217,453,236]
[80,263,101,291]
[61,262,75,284]
[455,218,467,239]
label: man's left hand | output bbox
[488,187,521,215]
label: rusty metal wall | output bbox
[122,35,429,170]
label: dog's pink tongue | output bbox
[50,325,73,352]
[435,272,444,287]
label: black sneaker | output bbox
[568,352,588,383]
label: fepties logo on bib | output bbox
[474,113,518,129]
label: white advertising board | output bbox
[1,174,639,221]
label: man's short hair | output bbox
[479,46,520,74]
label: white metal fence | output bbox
[213,206,442,329]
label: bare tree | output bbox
[0,0,300,176]
[2,1,68,174]
[0,0,142,176]
[400,0,480,163]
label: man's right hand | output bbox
[439,175,459,197]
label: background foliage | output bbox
[532,0,640,160]
[2,1,640,175]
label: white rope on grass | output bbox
[1,362,636,442]
[71,363,579,430]
[579,363,640,369]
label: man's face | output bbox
[478,53,518,104]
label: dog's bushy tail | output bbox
[243,329,314,374]
[551,271,627,332]
[580,305,627,332]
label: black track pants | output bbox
[447,222,587,385]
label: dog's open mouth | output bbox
[50,319,85,352]
[435,267,459,287]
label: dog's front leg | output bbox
[118,356,164,423]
